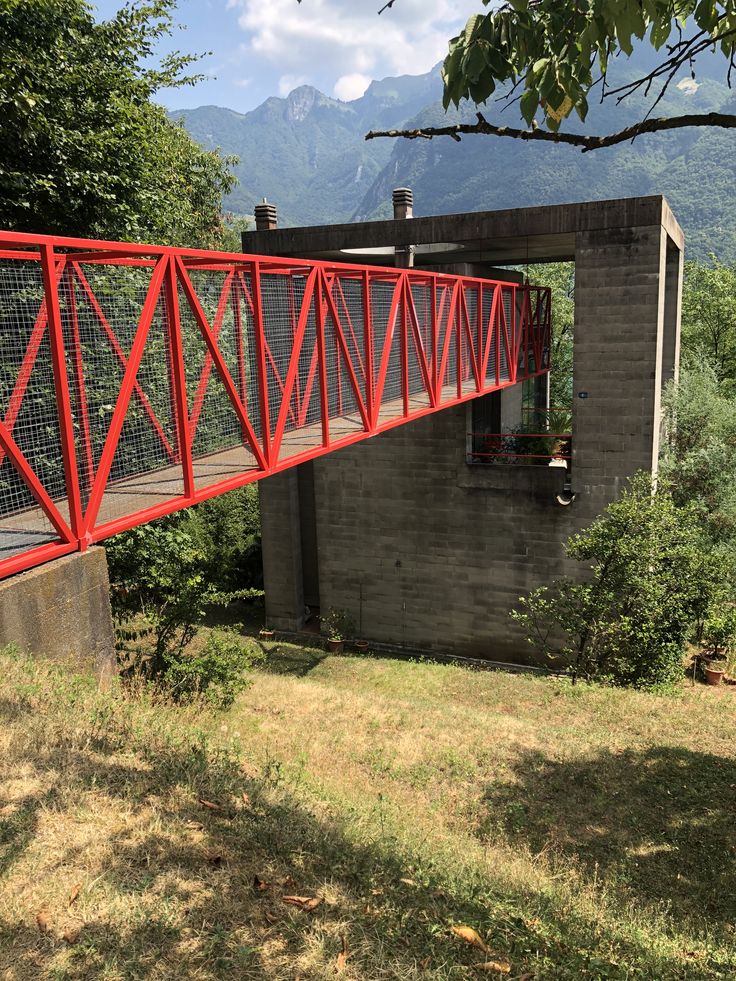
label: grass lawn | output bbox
[0,641,734,979]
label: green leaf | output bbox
[520,86,539,125]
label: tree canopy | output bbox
[681,258,736,392]
[0,0,235,245]
[365,1,736,150]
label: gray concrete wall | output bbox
[310,405,573,660]
[259,469,305,630]
[0,547,116,682]
[256,201,683,662]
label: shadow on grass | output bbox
[1,698,733,979]
[479,744,736,930]
[255,643,328,677]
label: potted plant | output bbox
[704,660,727,686]
[700,608,736,685]
[321,607,355,654]
[259,624,275,641]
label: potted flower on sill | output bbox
[321,607,355,654]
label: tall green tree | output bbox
[366,1,736,150]
[681,259,736,394]
[0,0,235,245]
[660,361,736,546]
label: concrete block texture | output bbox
[0,547,116,683]
[307,405,581,662]
[259,470,306,630]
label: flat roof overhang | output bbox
[242,195,684,267]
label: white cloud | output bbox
[677,77,700,95]
[334,72,372,101]
[234,77,251,88]
[228,0,479,92]
[278,73,310,96]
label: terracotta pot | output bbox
[354,640,369,652]
[259,629,275,641]
[704,665,725,686]
[328,638,344,654]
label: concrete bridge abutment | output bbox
[0,547,116,683]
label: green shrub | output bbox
[106,521,261,687]
[179,485,262,592]
[512,474,725,689]
[163,627,263,709]
[321,607,355,641]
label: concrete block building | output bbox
[243,194,683,663]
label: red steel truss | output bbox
[0,230,551,580]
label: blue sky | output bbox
[92,0,480,113]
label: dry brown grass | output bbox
[0,642,734,979]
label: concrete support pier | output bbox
[0,547,116,683]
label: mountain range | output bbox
[171,51,736,261]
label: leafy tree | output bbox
[530,262,574,412]
[106,519,261,696]
[512,474,723,689]
[681,259,736,393]
[179,485,262,592]
[0,0,235,245]
[660,361,736,546]
[366,1,736,150]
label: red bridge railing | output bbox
[0,230,551,580]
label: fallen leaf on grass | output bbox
[36,910,51,934]
[371,888,384,896]
[335,934,349,972]
[399,877,418,887]
[241,792,251,807]
[475,961,511,975]
[253,875,270,892]
[451,925,490,953]
[264,911,279,925]
[68,883,81,907]
[62,926,81,945]
[198,798,221,811]
[282,895,323,912]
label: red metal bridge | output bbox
[0,231,551,581]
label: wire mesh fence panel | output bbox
[406,282,432,409]
[461,285,479,393]
[435,281,458,397]
[66,262,175,514]
[260,269,299,450]
[481,284,497,385]
[96,296,185,527]
[235,269,263,445]
[276,275,323,463]
[499,287,513,383]
[0,259,70,555]
[323,286,364,441]
[179,269,260,493]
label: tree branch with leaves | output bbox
[361,1,736,150]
